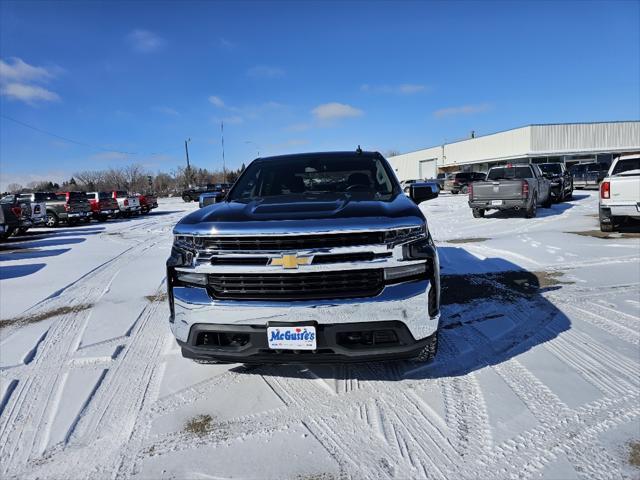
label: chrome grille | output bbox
[199,232,385,251]
[207,269,384,300]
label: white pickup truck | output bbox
[599,153,640,232]
[111,190,141,217]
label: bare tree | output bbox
[6,183,23,193]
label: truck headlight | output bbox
[176,272,208,286]
[170,235,199,267]
[384,263,427,281]
[384,224,426,247]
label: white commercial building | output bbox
[388,121,640,181]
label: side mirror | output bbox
[409,182,439,203]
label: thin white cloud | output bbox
[0,57,55,83]
[208,95,226,108]
[361,83,427,95]
[247,65,285,78]
[312,102,363,121]
[0,170,69,192]
[153,106,180,116]
[209,96,285,124]
[219,37,236,50]
[219,115,243,125]
[284,122,312,132]
[127,29,166,53]
[89,152,131,162]
[433,103,492,118]
[1,83,60,104]
[0,57,62,105]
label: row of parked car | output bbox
[401,155,639,230]
[0,190,158,239]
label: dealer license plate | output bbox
[267,326,317,350]
[491,200,503,206]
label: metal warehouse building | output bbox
[388,121,640,181]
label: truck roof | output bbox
[254,150,382,162]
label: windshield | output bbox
[538,164,562,175]
[487,167,533,180]
[115,191,128,198]
[67,191,85,200]
[228,155,397,202]
[455,173,472,180]
[32,193,51,202]
[612,158,640,175]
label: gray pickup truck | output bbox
[468,164,552,218]
[36,191,92,227]
[167,150,441,365]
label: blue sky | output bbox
[1,0,639,189]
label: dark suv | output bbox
[444,171,486,194]
[537,163,573,202]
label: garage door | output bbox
[419,159,436,179]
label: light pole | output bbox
[244,140,260,158]
[184,138,192,187]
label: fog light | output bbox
[176,272,207,286]
[384,263,426,281]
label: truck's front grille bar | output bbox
[206,251,392,267]
[207,269,384,300]
[199,232,385,251]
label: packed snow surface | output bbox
[1,191,639,479]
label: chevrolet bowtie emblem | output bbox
[269,254,312,269]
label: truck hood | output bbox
[175,193,426,235]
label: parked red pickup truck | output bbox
[136,193,158,214]
[85,192,120,222]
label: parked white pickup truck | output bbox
[599,153,640,232]
[111,190,141,217]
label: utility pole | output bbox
[221,121,226,183]
[184,138,192,187]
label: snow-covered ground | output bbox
[1,192,639,479]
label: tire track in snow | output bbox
[0,233,167,477]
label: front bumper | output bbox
[170,279,439,363]
[179,322,436,364]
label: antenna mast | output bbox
[221,121,226,183]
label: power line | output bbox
[1,113,181,157]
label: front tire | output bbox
[542,194,552,208]
[97,215,108,222]
[600,221,614,232]
[17,227,29,235]
[46,212,59,228]
[412,333,438,363]
[461,185,468,194]
[472,208,485,218]
[183,195,192,203]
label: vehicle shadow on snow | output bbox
[0,247,71,262]
[0,263,46,280]
[3,227,105,243]
[241,247,571,381]
[482,200,577,219]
